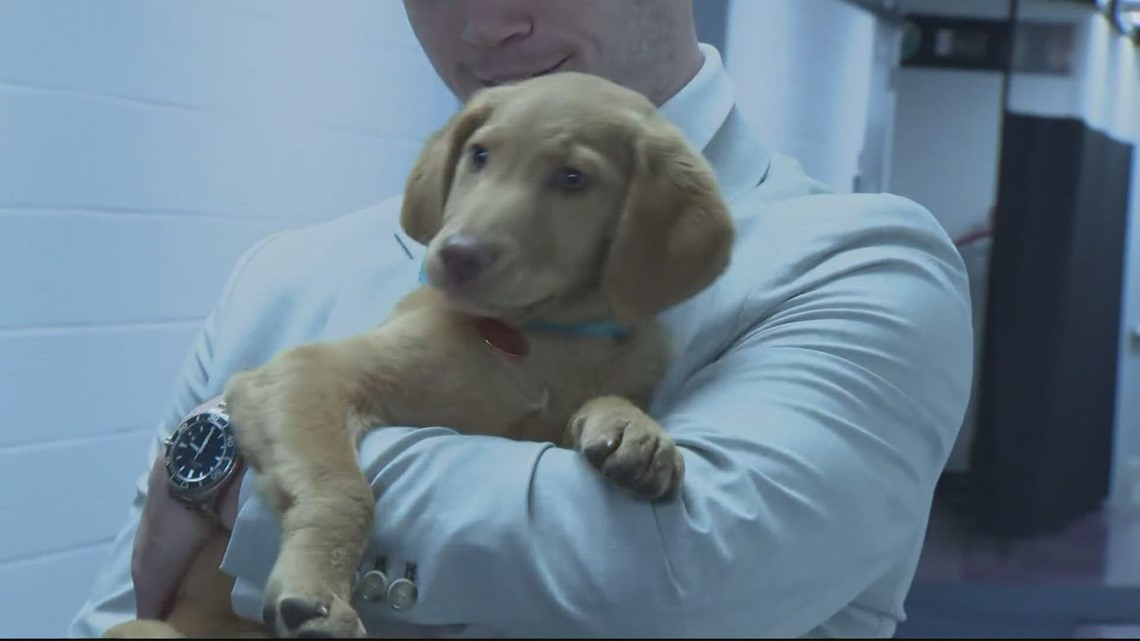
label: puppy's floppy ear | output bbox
[399,90,500,245]
[602,116,735,321]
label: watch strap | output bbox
[171,486,225,522]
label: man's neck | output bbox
[651,43,705,107]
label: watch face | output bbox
[165,413,237,491]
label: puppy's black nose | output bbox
[438,235,497,286]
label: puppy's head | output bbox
[400,72,734,323]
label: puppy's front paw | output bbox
[263,575,366,639]
[569,396,684,501]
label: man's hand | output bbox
[132,395,244,619]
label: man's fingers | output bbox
[132,454,215,619]
[132,397,225,619]
[133,497,213,618]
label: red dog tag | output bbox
[475,317,530,358]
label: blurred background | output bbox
[0,0,1137,636]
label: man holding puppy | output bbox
[71,0,973,638]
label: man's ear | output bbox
[399,90,500,245]
[602,117,735,321]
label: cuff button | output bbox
[356,570,389,603]
[386,578,418,611]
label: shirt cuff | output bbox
[219,427,425,625]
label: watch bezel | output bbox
[164,409,240,496]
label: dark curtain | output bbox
[970,113,1134,538]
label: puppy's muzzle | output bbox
[438,234,500,287]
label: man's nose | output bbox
[463,0,533,48]
[438,234,499,286]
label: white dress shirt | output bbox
[69,44,973,638]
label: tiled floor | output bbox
[899,486,1140,637]
[915,496,1127,585]
[1075,625,1140,638]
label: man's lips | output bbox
[475,56,571,87]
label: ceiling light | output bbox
[1112,0,1140,34]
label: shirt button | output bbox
[356,570,389,603]
[386,577,418,610]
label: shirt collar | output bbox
[657,44,771,202]
[658,43,737,155]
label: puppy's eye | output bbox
[559,167,586,191]
[470,145,488,170]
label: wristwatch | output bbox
[163,400,243,521]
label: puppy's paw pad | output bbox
[582,433,622,468]
[631,445,684,500]
[266,593,365,638]
[280,597,328,631]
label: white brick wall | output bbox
[0,0,890,635]
[0,1,456,635]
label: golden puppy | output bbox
[106,71,734,638]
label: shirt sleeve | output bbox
[66,235,279,638]
[221,203,974,637]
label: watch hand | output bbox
[196,431,215,458]
[190,438,206,463]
